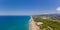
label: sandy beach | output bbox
[29,16,40,30]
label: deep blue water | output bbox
[0,16,30,30]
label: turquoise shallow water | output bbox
[0,16,30,30]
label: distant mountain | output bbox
[36,13,60,16]
[33,13,60,20]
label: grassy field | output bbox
[33,17,60,30]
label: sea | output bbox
[0,16,30,30]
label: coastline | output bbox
[29,16,40,30]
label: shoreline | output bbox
[29,16,40,30]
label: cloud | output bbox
[56,7,60,11]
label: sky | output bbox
[0,0,60,15]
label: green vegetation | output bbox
[33,17,60,30]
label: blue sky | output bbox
[0,0,60,15]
